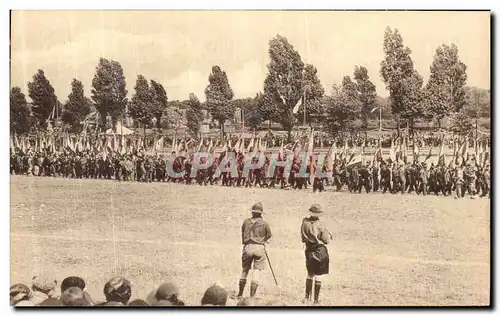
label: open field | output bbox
[10,176,490,306]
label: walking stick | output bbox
[264,245,278,286]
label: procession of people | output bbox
[10,130,490,199]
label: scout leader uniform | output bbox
[237,202,272,299]
[301,204,331,304]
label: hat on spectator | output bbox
[201,284,227,306]
[10,283,31,305]
[60,287,84,306]
[61,276,86,293]
[103,277,132,305]
[251,202,263,214]
[309,204,323,215]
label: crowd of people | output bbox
[10,275,286,307]
[10,135,490,199]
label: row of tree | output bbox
[11,27,487,142]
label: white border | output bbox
[2,1,497,316]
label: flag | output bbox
[389,138,396,162]
[347,144,363,167]
[373,145,382,163]
[197,136,204,152]
[247,136,254,152]
[307,129,314,159]
[155,136,164,153]
[292,94,304,114]
[402,137,408,163]
[208,139,214,154]
[437,137,445,166]
[278,139,284,158]
[413,138,420,162]
[326,141,337,172]
[240,137,246,154]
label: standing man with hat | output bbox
[301,204,332,304]
[237,202,272,299]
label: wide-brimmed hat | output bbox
[251,202,264,214]
[309,204,323,215]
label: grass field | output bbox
[10,176,490,306]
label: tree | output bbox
[353,66,377,128]
[464,87,490,118]
[27,69,58,130]
[450,109,473,137]
[91,58,128,128]
[380,27,424,134]
[296,64,325,127]
[62,79,92,131]
[233,97,264,130]
[185,93,204,138]
[150,80,168,130]
[205,65,234,137]
[10,87,30,134]
[129,74,154,134]
[424,44,468,128]
[263,35,305,142]
[255,92,278,129]
[324,80,361,137]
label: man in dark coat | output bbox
[301,204,331,304]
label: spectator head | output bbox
[128,299,149,306]
[201,284,227,306]
[103,277,132,305]
[60,287,84,306]
[154,282,184,306]
[31,275,57,297]
[61,276,86,293]
[38,298,63,306]
[10,283,31,306]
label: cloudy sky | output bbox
[11,11,490,102]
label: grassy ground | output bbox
[10,176,490,306]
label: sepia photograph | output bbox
[9,10,491,307]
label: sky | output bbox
[10,11,490,102]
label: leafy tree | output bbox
[62,79,92,131]
[91,58,128,127]
[129,74,154,134]
[424,44,468,128]
[464,86,490,118]
[205,65,234,137]
[263,35,305,142]
[27,69,58,130]
[353,66,377,128]
[10,87,30,134]
[324,79,361,137]
[233,97,264,130]
[380,27,424,134]
[255,92,277,129]
[296,64,325,127]
[185,93,204,138]
[450,109,473,137]
[150,80,168,129]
